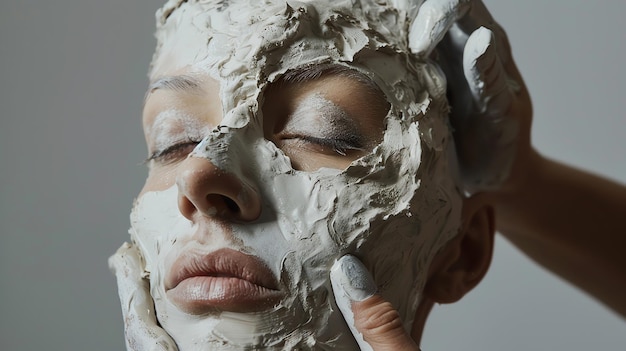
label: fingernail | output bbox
[330,255,377,301]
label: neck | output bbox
[411,298,434,345]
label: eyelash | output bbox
[145,134,364,165]
[297,135,364,156]
[145,140,201,164]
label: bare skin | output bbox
[495,152,626,318]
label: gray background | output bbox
[0,0,624,350]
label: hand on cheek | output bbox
[109,243,178,351]
[330,255,421,351]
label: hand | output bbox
[330,255,421,351]
[109,242,178,351]
[409,0,533,194]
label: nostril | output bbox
[177,157,262,221]
[222,196,240,213]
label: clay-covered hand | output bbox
[330,255,421,351]
[109,242,178,351]
[410,0,533,193]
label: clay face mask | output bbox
[127,0,462,349]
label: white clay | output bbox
[330,255,377,351]
[123,0,463,349]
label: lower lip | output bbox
[167,276,284,314]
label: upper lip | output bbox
[165,248,280,292]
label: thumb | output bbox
[330,255,420,351]
[109,242,178,351]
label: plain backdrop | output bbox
[1,1,624,350]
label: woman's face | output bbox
[137,67,389,349]
[129,1,462,349]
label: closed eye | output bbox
[145,141,201,164]
[283,134,365,156]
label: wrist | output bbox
[492,148,552,236]
[495,146,543,195]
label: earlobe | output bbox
[423,194,495,304]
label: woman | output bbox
[110,0,626,350]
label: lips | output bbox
[166,248,283,314]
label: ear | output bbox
[423,193,495,303]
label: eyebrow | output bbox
[144,75,204,104]
[279,64,384,96]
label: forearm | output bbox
[495,150,626,317]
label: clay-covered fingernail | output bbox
[330,255,377,301]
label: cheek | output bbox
[139,165,179,196]
[130,186,191,281]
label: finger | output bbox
[463,26,517,117]
[459,6,530,108]
[409,0,472,56]
[330,255,420,351]
[453,0,511,63]
[109,242,178,351]
[460,28,520,191]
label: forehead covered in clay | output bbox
[150,0,447,134]
[152,0,422,70]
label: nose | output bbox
[176,156,261,222]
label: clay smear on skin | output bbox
[147,109,210,156]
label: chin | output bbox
[155,288,360,350]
